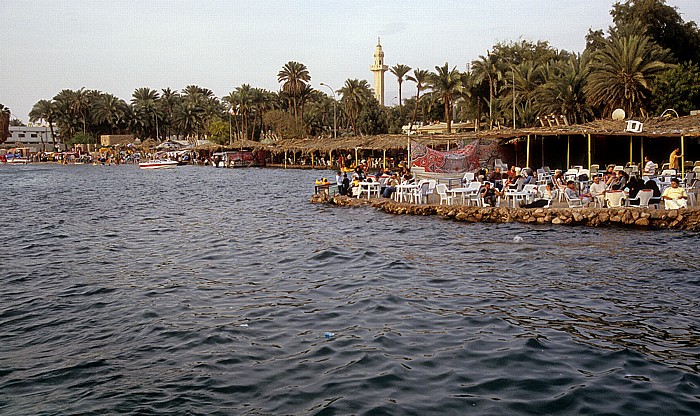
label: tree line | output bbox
[5,0,700,146]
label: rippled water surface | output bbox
[1,164,700,415]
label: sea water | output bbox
[1,164,699,415]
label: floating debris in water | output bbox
[324,332,334,339]
[513,236,524,243]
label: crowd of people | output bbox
[316,154,693,210]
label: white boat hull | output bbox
[139,160,178,170]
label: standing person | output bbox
[644,156,656,176]
[662,178,688,209]
[335,171,343,187]
[669,148,683,171]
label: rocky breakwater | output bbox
[309,193,700,230]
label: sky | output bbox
[2,0,700,123]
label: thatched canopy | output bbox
[468,114,700,141]
[262,115,700,155]
[227,138,264,149]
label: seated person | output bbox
[522,168,536,185]
[552,170,565,187]
[603,166,616,183]
[585,176,606,206]
[565,180,590,205]
[506,166,519,183]
[522,183,556,208]
[488,167,503,189]
[643,179,661,197]
[480,181,502,206]
[662,178,688,209]
[382,173,400,198]
[607,170,628,190]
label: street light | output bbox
[319,83,337,139]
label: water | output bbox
[1,164,699,415]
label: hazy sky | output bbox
[3,0,699,122]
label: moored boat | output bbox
[138,159,178,170]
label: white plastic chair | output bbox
[661,169,677,177]
[605,191,625,208]
[564,191,583,208]
[462,172,475,185]
[435,184,453,205]
[409,180,429,204]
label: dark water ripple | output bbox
[1,164,700,415]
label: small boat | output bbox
[6,157,30,164]
[138,159,178,170]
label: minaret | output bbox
[370,37,388,106]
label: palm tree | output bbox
[471,53,501,123]
[93,94,130,133]
[585,33,672,117]
[389,64,412,112]
[406,68,431,131]
[0,104,10,145]
[536,54,593,125]
[70,88,91,134]
[160,88,180,140]
[29,99,57,149]
[429,63,465,133]
[131,87,161,139]
[338,79,372,135]
[277,61,311,120]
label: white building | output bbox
[6,125,62,152]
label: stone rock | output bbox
[552,218,563,225]
[634,218,650,226]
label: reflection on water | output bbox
[1,164,699,414]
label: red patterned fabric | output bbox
[410,140,479,173]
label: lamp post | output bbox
[319,83,337,139]
[228,106,233,145]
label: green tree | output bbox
[357,97,388,135]
[29,99,58,149]
[471,53,501,122]
[0,104,9,144]
[277,61,311,120]
[651,62,700,115]
[338,79,372,135]
[93,93,130,134]
[406,68,431,131]
[611,0,700,64]
[585,33,672,117]
[535,54,593,124]
[389,64,412,112]
[429,63,465,133]
[131,87,161,140]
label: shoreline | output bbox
[311,194,700,231]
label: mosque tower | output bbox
[370,37,388,106]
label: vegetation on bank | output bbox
[3,0,700,147]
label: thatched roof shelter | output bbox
[227,138,264,150]
[261,115,700,156]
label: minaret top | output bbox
[372,38,386,67]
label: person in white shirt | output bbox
[644,156,656,176]
[662,178,688,209]
[586,176,607,206]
